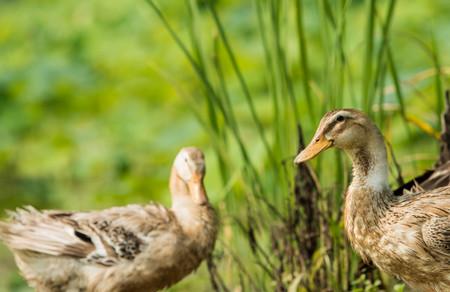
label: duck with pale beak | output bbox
[0,147,218,292]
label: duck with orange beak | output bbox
[294,109,450,291]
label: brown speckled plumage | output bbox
[0,147,217,292]
[295,109,450,291]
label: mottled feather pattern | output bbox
[71,203,176,263]
[422,217,450,258]
[346,186,450,290]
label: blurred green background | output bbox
[0,0,449,291]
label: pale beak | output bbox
[187,174,208,205]
[294,134,333,164]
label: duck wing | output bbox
[422,216,450,261]
[419,161,450,191]
[0,204,176,266]
[403,187,450,262]
[394,162,450,196]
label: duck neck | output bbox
[344,129,393,222]
[169,167,190,205]
[346,130,390,193]
[343,131,393,256]
[169,167,214,238]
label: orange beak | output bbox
[294,134,333,164]
[187,174,208,205]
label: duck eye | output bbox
[336,115,345,122]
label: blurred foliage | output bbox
[0,0,449,291]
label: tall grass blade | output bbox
[430,35,444,121]
[362,0,376,113]
[371,0,397,114]
[387,46,406,118]
[295,0,315,122]
[255,0,282,158]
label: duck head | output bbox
[172,147,208,205]
[294,109,379,164]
